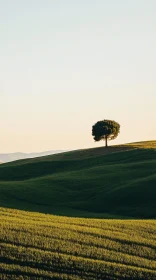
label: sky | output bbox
[0,0,156,152]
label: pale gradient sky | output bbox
[0,0,156,152]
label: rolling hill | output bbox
[0,141,156,279]
[0,141,155,218]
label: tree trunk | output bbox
[105,137,108,147]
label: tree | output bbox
[92,119,120,147]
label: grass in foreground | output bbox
[0,207,156,279]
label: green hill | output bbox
[0,141,155,218]
[0,141,156,279]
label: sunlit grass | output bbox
[126,141,156,149]
[0,207,156,279]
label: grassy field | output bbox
[0,141,155,218]
[0,141,156,279]
[0,207,156,280]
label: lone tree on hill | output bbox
[92,119,120,147]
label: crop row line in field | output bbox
[1,219,155,246]
[2,217,155,250]
[1,224,155,261]
[1,226,155,263]
[1,227,155,266]
[0,247,155,280]
[1,240,156,274]
[1,239,155,271]
[0,259,123,280]
[0,263,83,280]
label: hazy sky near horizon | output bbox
[0,0,156,152]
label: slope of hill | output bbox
[0,141,155,218]
[0,150,65,163]
[0,207,156,280]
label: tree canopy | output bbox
[92,119,120,147]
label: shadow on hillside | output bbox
[0,203,132,219]
[0,144,155,219]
